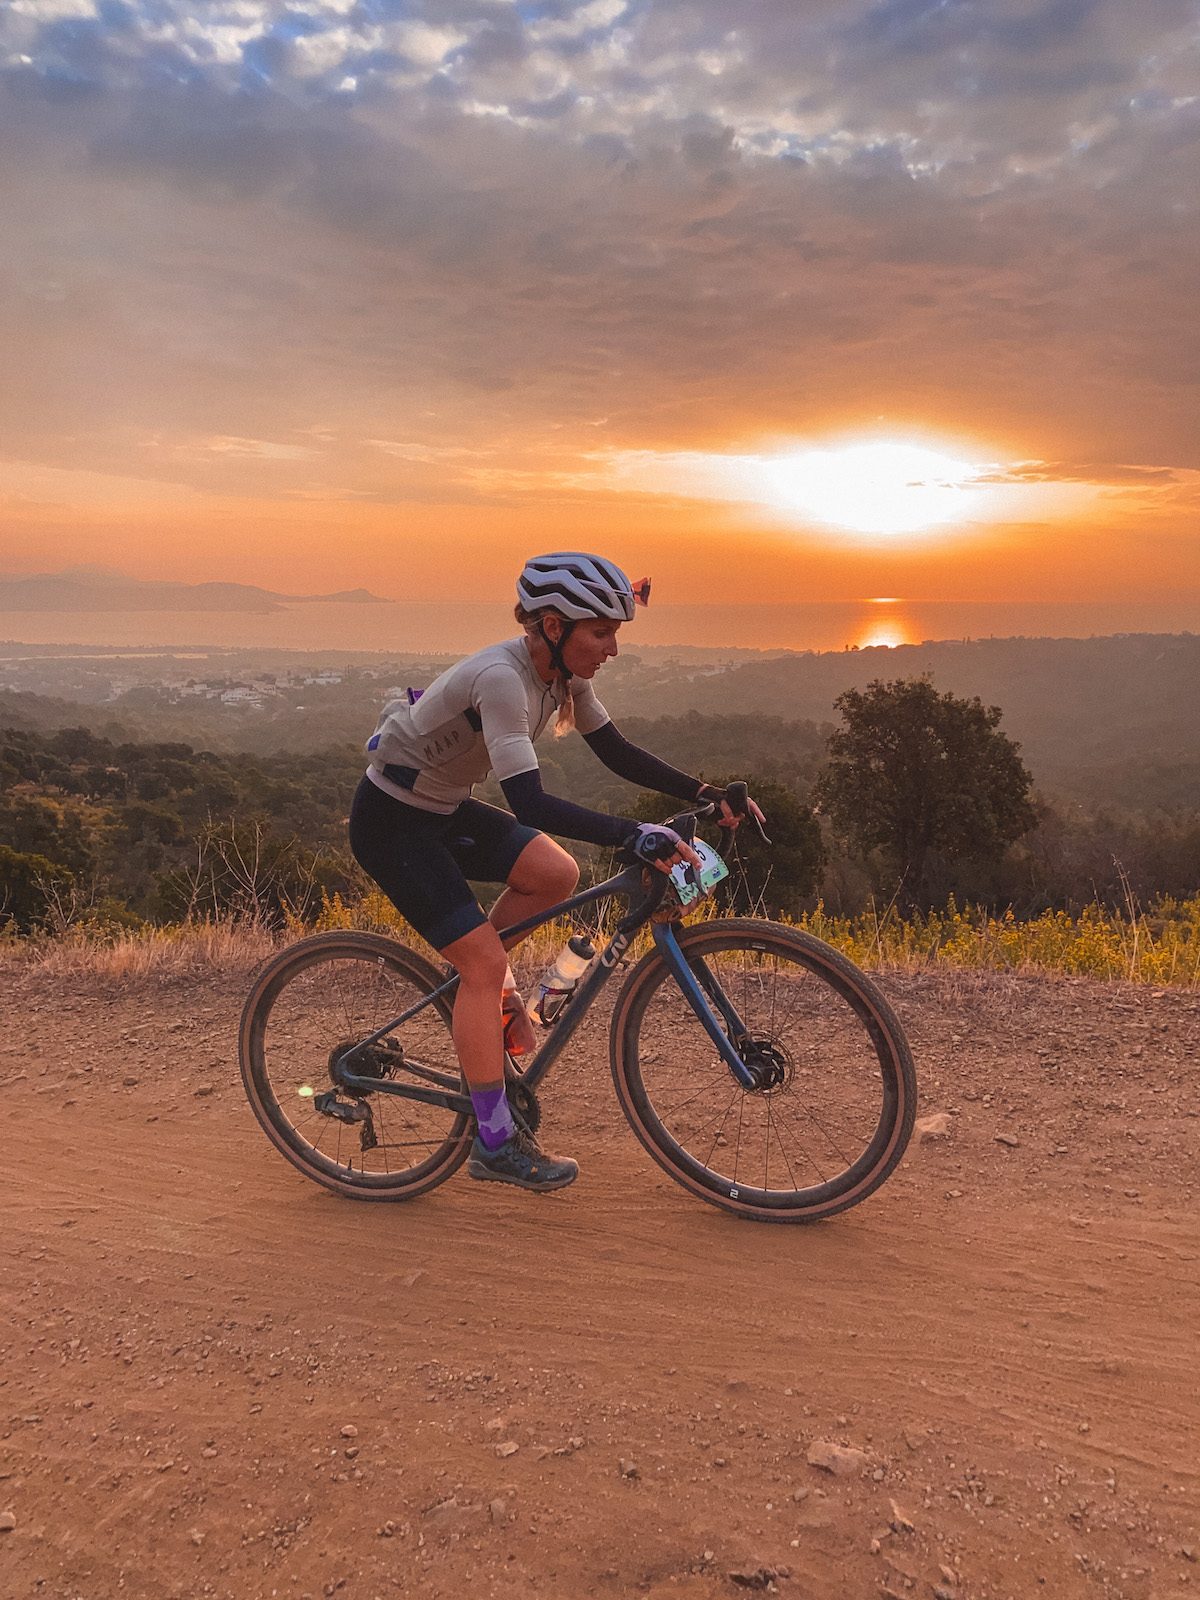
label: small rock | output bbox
[619,1459,640,1479]
[888,1498,915,1533]
[340,1424,358,1439]
[495,1441,519,1458]
[915,1112,952,1142]
[188,1529,204,1546]
[1180,1545,1197,1563]
[489,1498,509,1524]
[806,1439,869,1476]
[791,1487,809,1503]
[123,1076,140,1088]
[728,1567,781,1590]
[0,1511,15,1533]
[994,1132,1020,1148]
[567,1435,585,1450]
[934,1588,956,1600]
[194,1085,216,1098]
[939,1566,959,1586]
[201,1446,218,1459]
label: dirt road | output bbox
[1,961,1197,1600]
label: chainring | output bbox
[504,1065,542,1135]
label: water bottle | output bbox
[530,934,595,1027]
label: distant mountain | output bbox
[0,568,390,612]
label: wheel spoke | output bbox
[701,1088,741,1170]
[657,1064,734,1122]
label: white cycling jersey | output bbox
[365,637,610,813]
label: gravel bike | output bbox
[238,786,917,1222]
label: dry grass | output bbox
[792,894,1200,988]
[4,888,1198,989]
[1,918,278,981]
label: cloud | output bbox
[0,0,1197,510]
[978,461,1184,486]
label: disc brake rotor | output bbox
[737,1037,794,1093]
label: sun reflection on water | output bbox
[852,599,916,650]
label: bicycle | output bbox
[238,785,917,1222]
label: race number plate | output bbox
[669,840,730,908]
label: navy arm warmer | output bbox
[583,721,705,804]
[500,768,638,849]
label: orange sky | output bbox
[3,460,1195,609]
[1,1,1197,619]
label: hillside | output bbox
[605,633,1200,808]
[1,957,1196,1599]
[2,632,1197,810]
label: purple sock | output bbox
[471,1082,515,1151]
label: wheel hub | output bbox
[736,1037,793,1093]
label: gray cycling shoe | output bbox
[467,1127,579,1192]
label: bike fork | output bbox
[651,923,756,1089]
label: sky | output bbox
[1,0,1198,625]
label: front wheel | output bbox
[610,919,916,1222]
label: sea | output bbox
[0,598,1196,658]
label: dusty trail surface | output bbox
[1,960,1197,1600]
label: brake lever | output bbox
[717,780,772,848]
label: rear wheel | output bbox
[239,931,471,1200]
[610,919,916,1221]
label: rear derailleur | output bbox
[314,1036,401,1152]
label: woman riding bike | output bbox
[349,552,764,1193]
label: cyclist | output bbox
[349,552,764,1193]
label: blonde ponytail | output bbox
[553,679,576,737]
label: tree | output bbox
[0,844,74,933]
[154,818,356,927]
[814,678,1036,912]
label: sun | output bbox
[757,440,990,536]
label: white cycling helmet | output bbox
[517,552,650,622]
